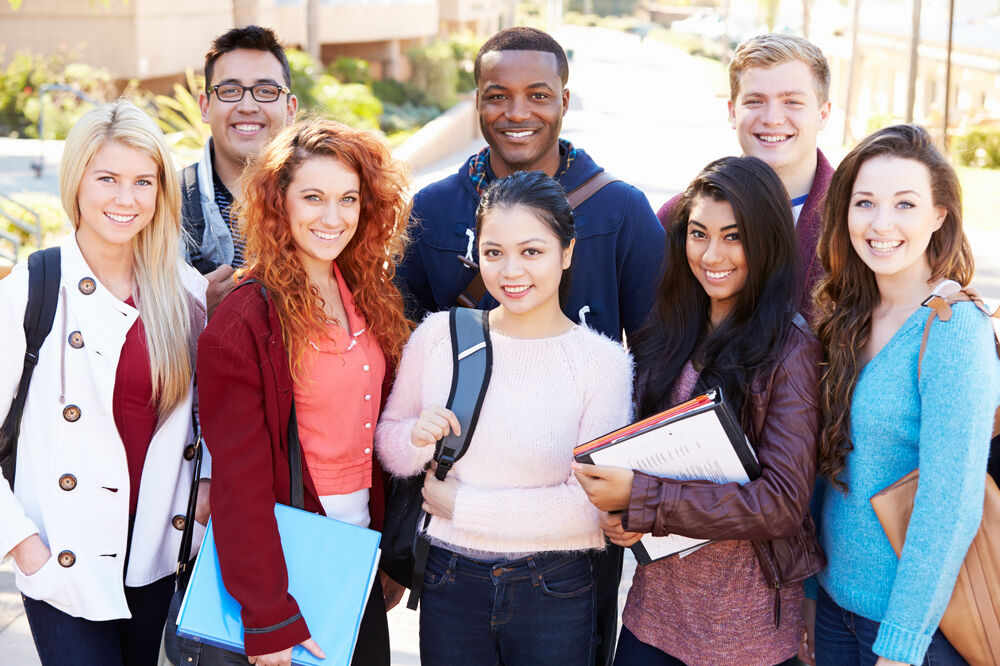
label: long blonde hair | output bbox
[59,100,194,414]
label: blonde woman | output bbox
[0,100,208,665]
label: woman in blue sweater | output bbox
[810,124,1000,666]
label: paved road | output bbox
[2,22,998,666]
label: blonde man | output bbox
[658,33,833,316]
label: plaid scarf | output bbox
[468,139,576,196]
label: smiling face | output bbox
[478,204,574,320]
[476,50,570,178]
[728,60,830,191]
[76,141,158,254]
[847,155,946,286]
[686,195,748,326]
[199,48,297,177]
[285,155,361,279]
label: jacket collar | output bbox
[196,138,218,203]
[61,234,137,321]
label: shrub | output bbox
[952,126,1000,169]
[284,50,383,129]
[379,102,441,134]
[565,0,639,17]
[328,57,372,86]
[286,48,324,110]
[0,47,118,139]
[406,42,459,110]
[372,78,409,105]
[152,69,212,166]
[312,76,383,130]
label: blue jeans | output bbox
[419,545,596,665]
[22,575,174,666]
[815,586,967,666]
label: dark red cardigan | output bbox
[197,280,390,656]
[655,149,834,320]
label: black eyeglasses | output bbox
[207,83,290,103]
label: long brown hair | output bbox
[814,124,974,490]
[236,118,412,382]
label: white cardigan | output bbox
[0,236,208,621]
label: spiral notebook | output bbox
[176,504,381,666]
[574,388,760,564]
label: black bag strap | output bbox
[180,163,217,275]
[434,307,493,478]
[175,401,203,591]
[234,277,307,510]
[288,398,305,510]
[455,172,621,308]
[407,307,492,609]
[0,247,61,491]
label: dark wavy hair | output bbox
[814,124,973,491]
[204,25,291,87]
[235,118,412,382]
[632,156,800,427]
[475,170,576,307]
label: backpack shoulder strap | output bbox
[454,172,621,309]
[0,247,61,490]
[434,307,492,479]
[180,163,216,275]
[407,307,493,609]
[565,170,621,209]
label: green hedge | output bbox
[952,126,1000,169]
[0,48,119,139]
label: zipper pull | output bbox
[773,582,782,628]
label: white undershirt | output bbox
[319,489,370,528]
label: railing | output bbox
[0,190,44,264]
[31,84,97,178]
[0,228,20,269]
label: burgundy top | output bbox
[622,361,803,665]
[113,296,157,516]
[197,279,393,656]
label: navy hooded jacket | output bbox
[397,148,665,342]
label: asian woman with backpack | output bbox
[573,156,824,666]
[374,170,633,665]
[0,100,208,665]
[806,124,1000,666]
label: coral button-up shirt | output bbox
[294,262,385,496]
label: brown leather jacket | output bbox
[623,317,826,624]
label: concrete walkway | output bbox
[2,22,999,666]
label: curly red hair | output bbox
[235,118,412,381]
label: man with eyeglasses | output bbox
[181,25,298,315]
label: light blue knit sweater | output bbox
[814,301,1000,665]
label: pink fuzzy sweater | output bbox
[375,312,633,555]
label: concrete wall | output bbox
[0,0,232,80]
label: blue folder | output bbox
[176,504,381,666]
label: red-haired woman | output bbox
[197,119,411,666]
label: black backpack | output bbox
[179,163,219,276]
[0,248,61,490]
[380,307,493,609]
